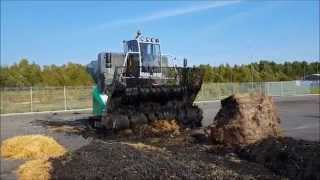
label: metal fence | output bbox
[0,81,318,114]
[196,81,317,101]
[0,86,92,114]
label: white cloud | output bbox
[94,1,241,30]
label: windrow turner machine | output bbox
[87,31,204,130]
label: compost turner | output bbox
[87,31,204,130]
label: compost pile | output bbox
[50,140,228,179]
[210,93,282,145]
[208,93,320,179]
[50,139,279,180]
[238,137,320,180]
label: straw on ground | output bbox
[1,135,66,180]
[17,159,52,180]
[1,135,66,160]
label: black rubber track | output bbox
[101,67,204,130]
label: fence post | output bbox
[259,82,262,94]
[280,81,283,96]
[64,86,67,111]
[30,87,33,112]
[251,81,254,91]
[295,81,297,96]
[232,83,235,94]
[201,85,205,101]
[1,87,3,113]
[217,83,220,100]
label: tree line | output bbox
[0,59,318,87]
[199,60,319,83]
[0,59,93,87]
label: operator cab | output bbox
[123,31,162,78]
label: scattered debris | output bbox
[1,135,66,160]
[118,129,134,136]
[134,120,181,137]
[190,128,208,143]
[238,137,320,180]
[48,125,83,133]
[210,93,282,145]
[123,142,164,152]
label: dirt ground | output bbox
[1,95,319,179]
[1,112,280,180]
[51,136,280,180]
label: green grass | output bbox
[310,87,320,94]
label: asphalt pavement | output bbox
[1,95,319,142]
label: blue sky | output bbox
[1,0,319,66]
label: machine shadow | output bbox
[30,116,114,139]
